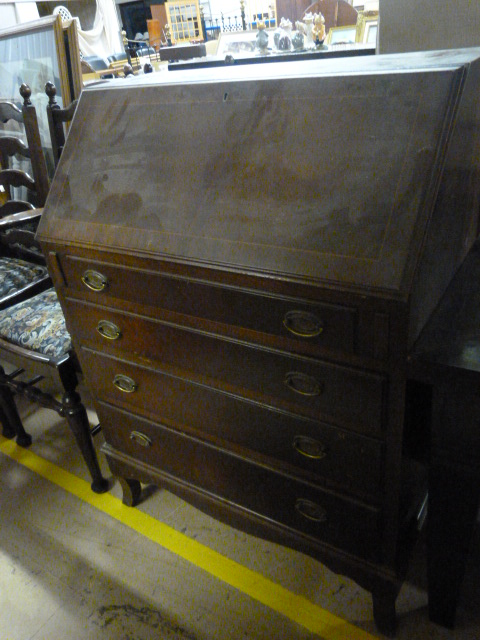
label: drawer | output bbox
[99,402,382,561]
[82,350,384,497]
[59,255,358,356]
[80,346,385,437]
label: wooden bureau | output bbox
[37,49,480,634]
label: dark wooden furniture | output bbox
[276,0,357,30]
[303,0,358,32]
[37,49,480,634]
[45,81,78,169]
[408,236,480,628]
[159,42,207,62]
[276,0,313,23]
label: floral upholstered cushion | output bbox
[0,288,71,358]
[0,257,48,297]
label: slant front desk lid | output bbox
[37,49,480,296]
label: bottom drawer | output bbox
[99,402,382,561]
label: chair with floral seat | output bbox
[0,88,108,494]
[0,285,109,493]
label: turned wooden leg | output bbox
[0,402,15,439]
[372,587,397,637]
[0,374,32,446]
[62,390,109,494]
[119,477,142,506]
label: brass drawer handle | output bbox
[293,435,327,460]
[283,310,323,338]
[295,498,327,523]
[113,374,137,393]
[81,269,108,292]
[97,320,122,341]
[285,371,323,397]
[130,430,152,447]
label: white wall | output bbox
[0,4,17,28]
[0,2,39,29]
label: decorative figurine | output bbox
[164,23,173,47]
[277,17,292,50]
[302,12,315,49]
[312,12,326,45]
[256,20,269,54]
[292,30,305,50]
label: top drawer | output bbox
[57,255,357,356]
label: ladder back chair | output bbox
[0,87,108,494]
[0,84,51,308]
[0,84,50,215]
[45,81,78,168]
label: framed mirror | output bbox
[0,15,71,177]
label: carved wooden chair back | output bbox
[0,84,50,217]
[45,81,79,168]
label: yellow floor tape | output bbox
[0,435,379,640]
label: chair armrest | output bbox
[0,208,43,229]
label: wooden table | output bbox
[408,235,480,628]
[167,42,375,70]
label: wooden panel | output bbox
[61,258,359,356]
[95,390,383,497]
[80,346,385,435]
[37,56,464,294]
[147,18,162,50]
[98,402,382,560]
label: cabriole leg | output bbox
[119,477,142,506]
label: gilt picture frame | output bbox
[325,25,357,45]
[355,10,379,44]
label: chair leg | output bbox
[62,389,109,494]
[0,402,15,439]
[0,368,32,446]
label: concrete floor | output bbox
[0,385,479,640]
